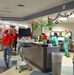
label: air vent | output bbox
[18,4,24,7]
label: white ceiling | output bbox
[0,0,73,18]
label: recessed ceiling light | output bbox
[34,20,38,21]
[17,4,24,7]
[2,21,11,24]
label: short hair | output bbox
[41,33,45,35]
[54,32,58,37]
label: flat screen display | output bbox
[58,37,64,41]
[18,28,31,37]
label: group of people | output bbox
[39,30,70,57]
[2,29,18,68]
[1,28,70,68]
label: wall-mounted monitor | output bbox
[18,28,31,37]
[58,37,64,41]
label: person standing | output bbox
[51,32,59,46]
[63,30,70,57]
[12,29,18,51]
[2,29,13,68]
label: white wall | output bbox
[4,25,10,30]
[33,28,42,36]
[0,25,4,39]
[42,23,74,40]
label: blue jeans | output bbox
[3,46,12,63]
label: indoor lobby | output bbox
[0,0,74,75]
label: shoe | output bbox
[66,55,70,57]
[5,62,9,68]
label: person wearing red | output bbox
[2,29,13,68]
[41,33,48,40]
[12,29,18,51]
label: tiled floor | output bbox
[0,51,73,75]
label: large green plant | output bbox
[45,20,53,31]
[33,20,59,30]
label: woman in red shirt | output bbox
[2,29,13,68]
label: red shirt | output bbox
[2,35,13,46]
[12,32,18,42]
[42,34,48,40]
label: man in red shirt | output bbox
[2,29,13,68]
[12,29,18,51]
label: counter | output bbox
[21,42,60,72]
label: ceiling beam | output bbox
[22,1,74,20]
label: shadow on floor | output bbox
[0,59,17,74]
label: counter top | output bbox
[17,40,58,47]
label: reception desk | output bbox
[21,43,60,72]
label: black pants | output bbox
[13,41,17,51]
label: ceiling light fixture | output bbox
[12,23,17,26]
[19,24,23,26]
[2,21,11,24]
[43,18,48,20]
[69,14,74,17]
[58,17,67,21]
[34,20,38,21]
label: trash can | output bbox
[52,52,62,75]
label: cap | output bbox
[4,29,10,34]
[4,29,8,34]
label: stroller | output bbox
[15,41,32,73]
